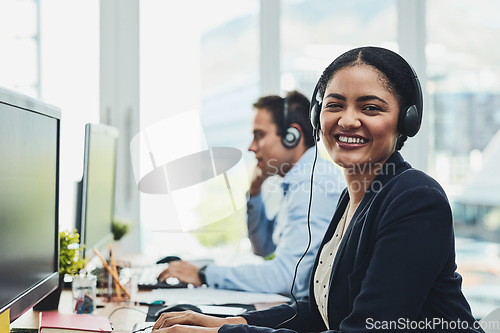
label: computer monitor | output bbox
[0,86,60,323]
[75,123,119,258]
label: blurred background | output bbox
[1,0,500,318]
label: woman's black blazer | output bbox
[221,152,482,333]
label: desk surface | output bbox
[11,289,149,333]
[11,289,282,333]
[11,253,284,332]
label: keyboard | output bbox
[137,263,188,290]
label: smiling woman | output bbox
[149,46,484,333]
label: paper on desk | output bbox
[137,287,290,305]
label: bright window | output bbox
[0,0,100,231]
[139,0,259,262]
[427,0,500,318]
[281,0,397,96]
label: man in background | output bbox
[158,90,344,298]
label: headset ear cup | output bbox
[400,105,420,137]
[282,125,301,148]
[310,84,323,142]
[310,102,321,141]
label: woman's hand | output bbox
[153,324,217,333]
[152,311,247,332]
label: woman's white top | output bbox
[313,202,350,329]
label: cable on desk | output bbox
[107,306,149,320]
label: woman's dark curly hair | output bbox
[317,46,421,150]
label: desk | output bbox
[11,289,282,333]
[11,289,149,333]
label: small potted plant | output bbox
[110,218,130,256]
[111,218,130,241]
[58,229,86,277]
[34,229,86,310]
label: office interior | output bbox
[2,0,500,323]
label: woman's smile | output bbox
[335,132,369,148]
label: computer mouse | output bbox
[154,303,202,319]
[156,255,182,264]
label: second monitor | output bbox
[75,123,119,258]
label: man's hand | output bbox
[153,311,247,332]
[157,261,203,286]
[249,166,268,197]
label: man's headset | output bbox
[281,96,301,148]
[309,53,423,142]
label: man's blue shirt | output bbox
[205,147,345,298]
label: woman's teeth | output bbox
[338,135,367,144]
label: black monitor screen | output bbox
[76,123,118,257]
[0,87,59,322]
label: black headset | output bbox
[309,53,423,142]
[281,96,301,148]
